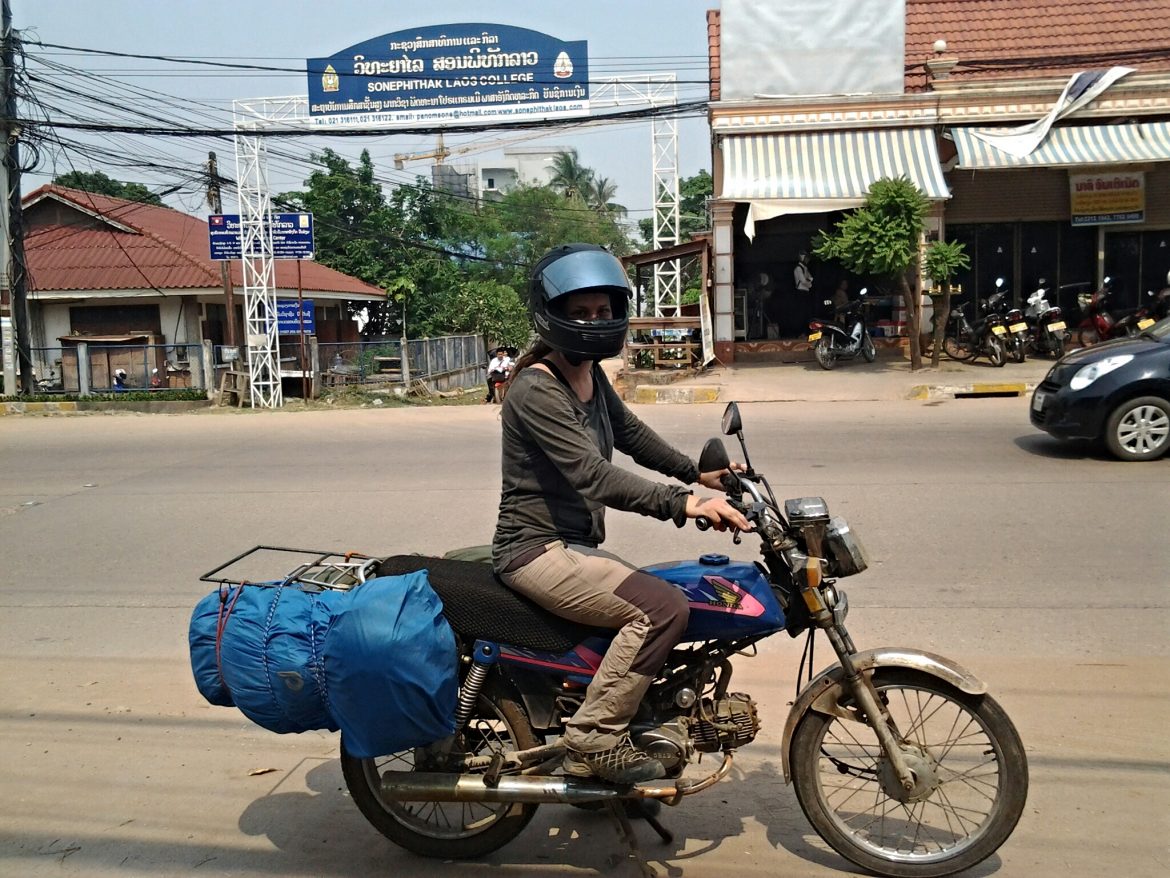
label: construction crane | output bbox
[393,131,555,169]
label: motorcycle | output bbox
[1076,278,1134,346]
[337,403,1029,878]
[1024,281,1068,359]
[807,288,876,370]
[943,297,1009,367]
[992,280,1028,364]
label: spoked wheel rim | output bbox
[814,338,836,370]
[805,681,1009,866]
[361,702,520,839]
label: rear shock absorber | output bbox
[453,640,500,730]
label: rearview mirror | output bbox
[698,437,731,472]
[721,402,742,436]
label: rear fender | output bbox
[778,648,986,782]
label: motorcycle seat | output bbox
[378,554,608,653]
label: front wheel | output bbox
[942,335,973,362]
[814,337,837,370]
[790,668,1028,878]
[341,693,539,859]
[861,333,877,363]
[1104,395,1170,461]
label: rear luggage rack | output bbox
[200,545,379,592]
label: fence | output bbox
[317,334,484,393]
[26,343,200,394]
[18,334,483,399]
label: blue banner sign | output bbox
[277,299,316,336]
[208,213,315,261]
[307,23,589,128]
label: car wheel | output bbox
[1104,396,1170,461]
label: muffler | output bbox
[381,753,733,804]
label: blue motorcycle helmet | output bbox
[529,244,631,363]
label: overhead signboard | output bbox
[1069,171,1145,226]
[277,299,316,336]
[306,23,589,129]
[208,213,315,260]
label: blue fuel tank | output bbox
[642,554,786,641]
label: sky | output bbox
[19,0,717,227]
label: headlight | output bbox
[1069,354,1133,390]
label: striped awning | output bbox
[721,129,950,202]
[951,122,1170,169]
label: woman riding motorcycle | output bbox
[492,243,749,785]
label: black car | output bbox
[1030,317,1170,461]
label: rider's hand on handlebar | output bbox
[698,461,746,491]
[686,495,751,532]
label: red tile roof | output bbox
[906,0,1170,92]
[708,2,1170,98]
[24,185,385,298]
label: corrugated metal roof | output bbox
[24,185,385,299]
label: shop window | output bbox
[1019,223,1059,305]
[1057,226,1096,317]
[1142,231,1170,300]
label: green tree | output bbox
[53,170,165,206]
[923,240,971,368]
[281,150,632,348]
[587,176,626,218]
[814,177,931,370]
[548,149,594,201]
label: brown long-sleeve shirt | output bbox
[491,364,699,571]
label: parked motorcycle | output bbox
[335,403,1029,878]
[943,297,1009,367]
[807,288,876,370]
[1024,280,1068,358]
[1076,278,1135,346]
[990,280,1028,363]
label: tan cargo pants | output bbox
[499,542,689,752]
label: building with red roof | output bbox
[705,0,1170,361]
[21,185,385,388]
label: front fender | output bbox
[778,648,986,783]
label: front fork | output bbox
[799,555,919,794]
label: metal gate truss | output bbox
[231,77,682,408]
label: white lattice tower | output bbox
[232,98,311,407]
[590,75,681,316]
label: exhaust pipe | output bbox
[381,754,733,805]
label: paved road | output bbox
[1,399,1167,877]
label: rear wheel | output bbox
[1104,396,1170,461]
[790,668,1028,878]
[985,336,1006,367]
[1050,334,1066,359]
[341,694,539,858]
[814,337,837,370]
[1078,327,1099,347]
[1010,334,1027,363]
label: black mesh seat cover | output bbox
[378,555,608,654]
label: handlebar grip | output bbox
[695,516,712,531]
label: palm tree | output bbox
[588,176,626,218]
[548,149,593,201]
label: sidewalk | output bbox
[612,351,1055,404]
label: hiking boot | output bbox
[562,734,666,785]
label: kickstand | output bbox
[603,800,671,878]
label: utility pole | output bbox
[206,151,238,349]
[1,0,33,394]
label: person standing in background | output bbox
[792,251,815,336]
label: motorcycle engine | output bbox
[690,693,760,752]
[632,720,691,776]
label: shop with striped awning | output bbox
[722,128,951,239]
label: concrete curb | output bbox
[907,381,1037,400]
[1,399,210,416]
[634,385,722,404]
